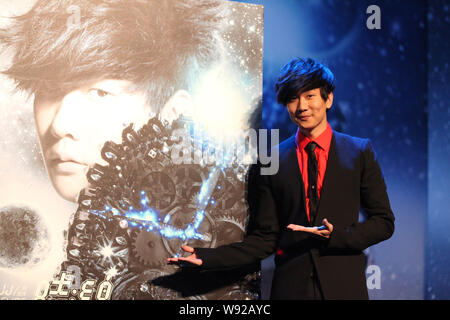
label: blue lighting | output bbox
[88,168,221,245]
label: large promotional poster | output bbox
[0,0,263,300]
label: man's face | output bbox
[34,79,150,202]
[286,88,333,137]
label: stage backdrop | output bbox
[233,0,429,300]
[427,0,450,301]
[0,0,263,300]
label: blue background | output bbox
[232,0,449,299]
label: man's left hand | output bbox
[287,218,334,239]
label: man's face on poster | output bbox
[33,79,150,202]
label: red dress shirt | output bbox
[295,123,333,223]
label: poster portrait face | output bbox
[33,78,192,202]
[33,79,150,202]
[0,0,263,300]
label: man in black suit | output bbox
[168,57,395,300]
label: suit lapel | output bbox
[314,132,339,226]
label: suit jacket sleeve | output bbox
[326,139,395,251]
[194,163,279,271]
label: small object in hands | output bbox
[317,225,327,231]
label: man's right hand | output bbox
[167,245,203,266]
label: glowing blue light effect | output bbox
[88,168,222,244]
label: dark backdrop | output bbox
[232,0,449,300]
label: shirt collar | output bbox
[296,123,333,152]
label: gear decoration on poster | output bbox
[53,116,259,300]
[131,229,169,268]
[215,211,248,247]
[161,204,217,257]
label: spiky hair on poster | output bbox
[0,0,225,111]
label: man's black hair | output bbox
[0,0,224,111]
[275,57,335,106]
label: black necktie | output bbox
[305,142,319,223]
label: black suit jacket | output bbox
[195,130,395,300]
